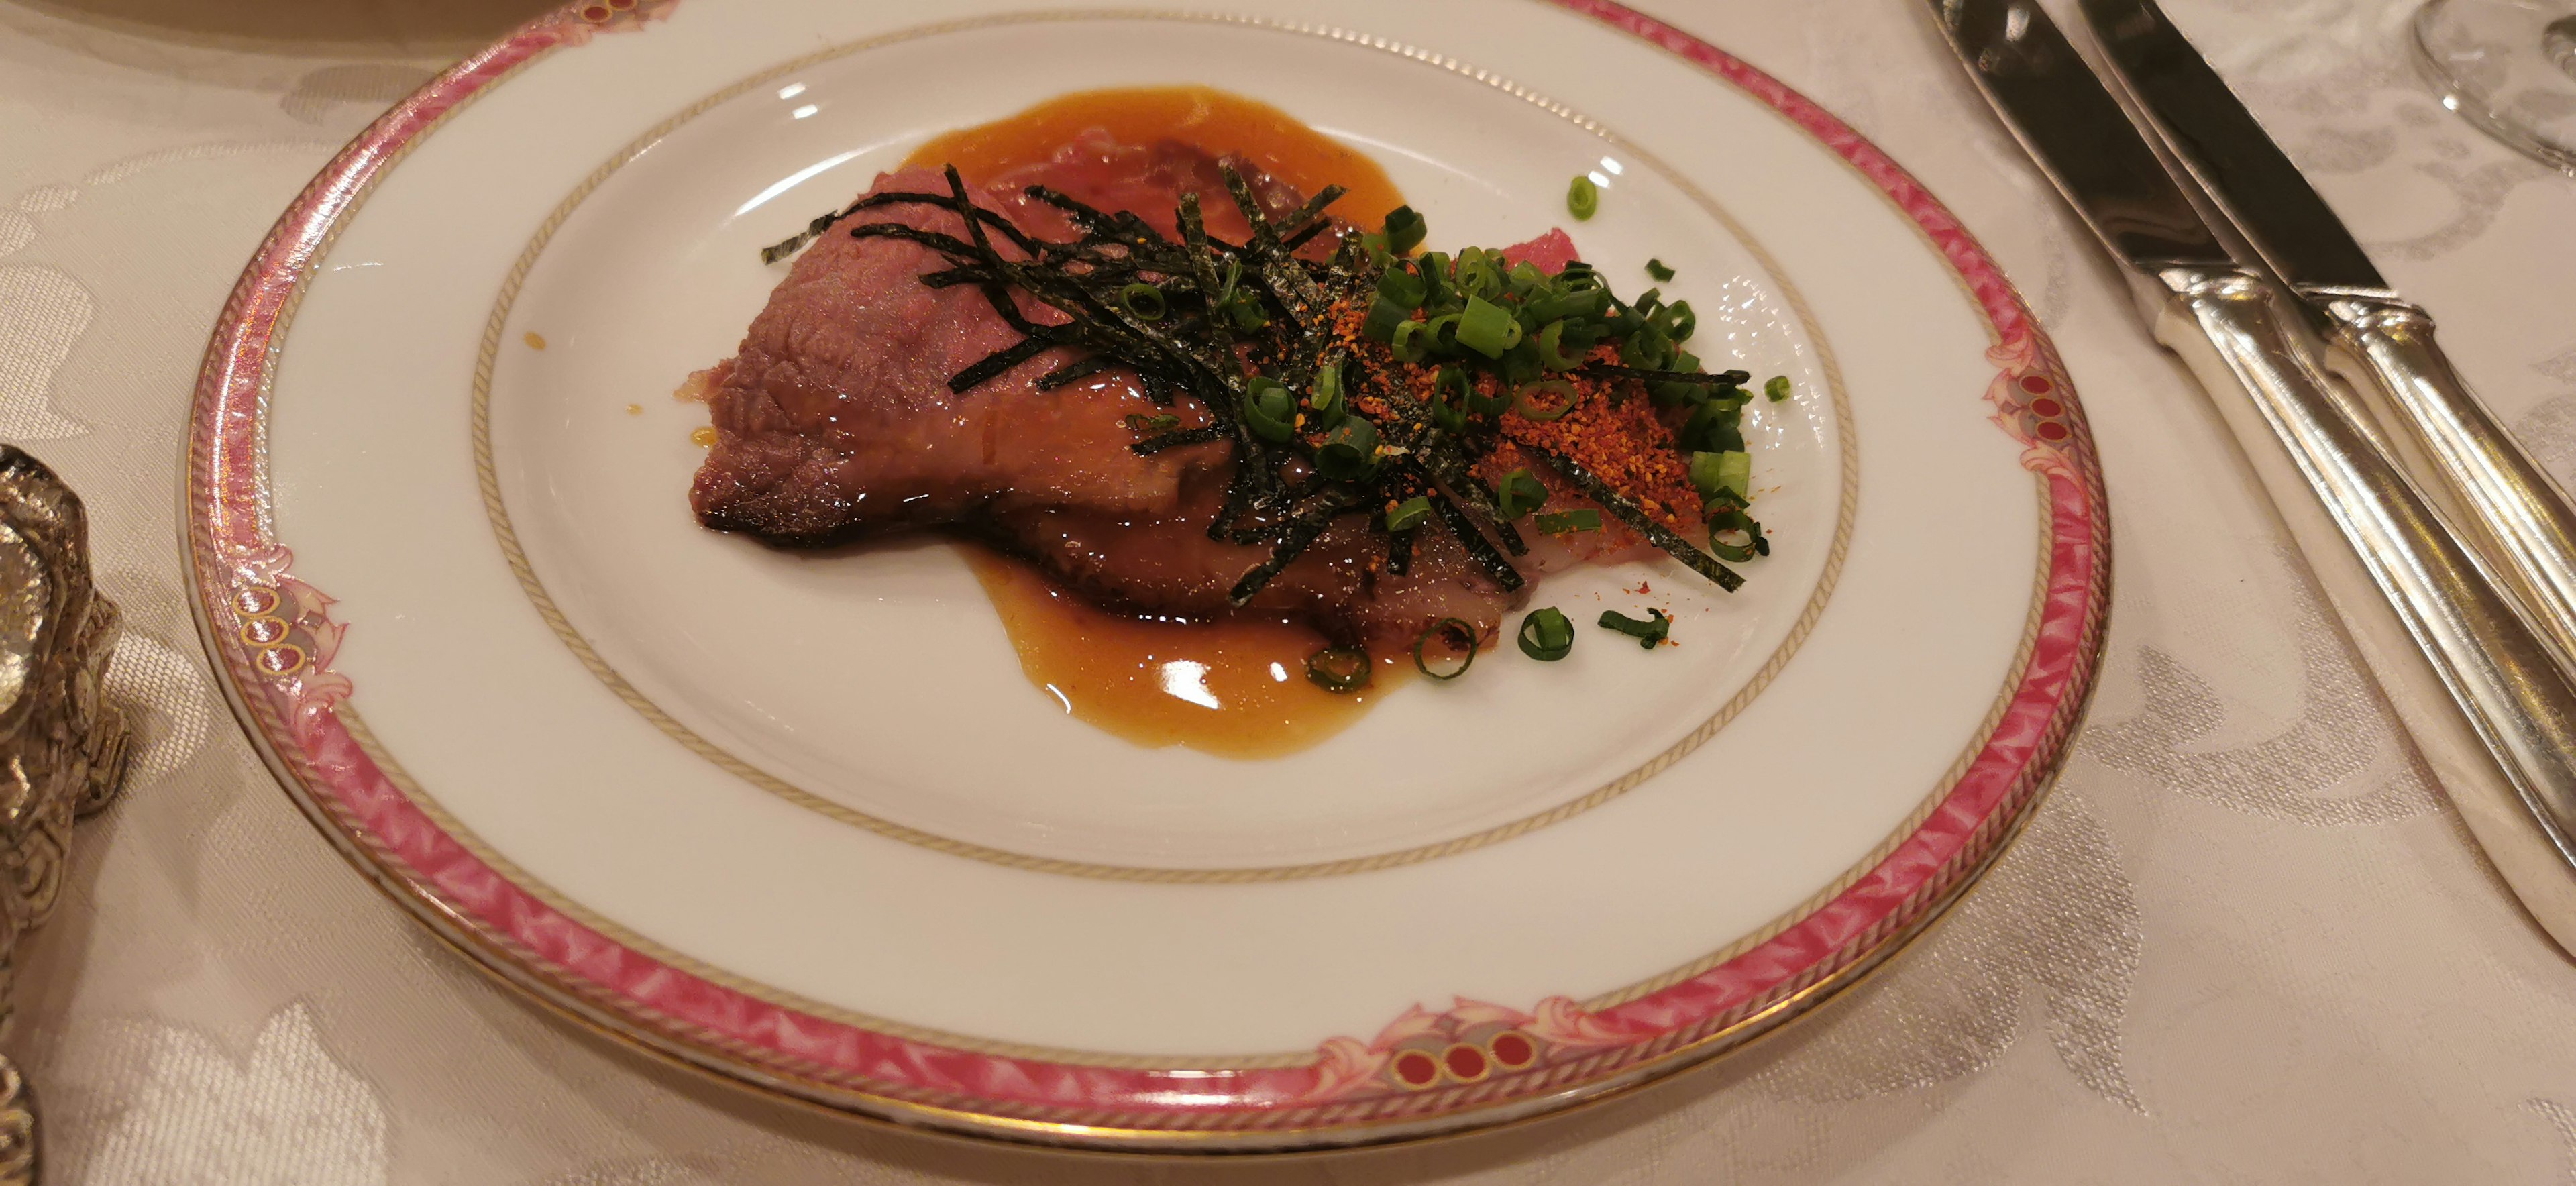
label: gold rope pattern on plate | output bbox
[331,707,1320,1069]
[239,44,566,543]
[468,9,1864,883]
[1585,480,2057,1010]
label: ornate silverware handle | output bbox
[2152,267,2576,950]
[2314,292,2576,670]
[0,445,135,1185]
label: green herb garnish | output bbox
[1534,508,1601,535]
[1413,618,1479,680]
[1456,295,1521,358]
[1688,450,1750,502]
[1120,282,1169,321]
[1385,495,1432,533]
[1305,645,1373,693]
[1646,258,1675,281]
[1599,608,1671,649]
[1243,378,1297,443]
[1766,374,1792,402]
[1514,378,1577,422]
[1518,608,1574,661]
[1707,502,1766,562]
[1567,175,1600,221]
[1383,205,1427,254]
[1494,468,1550,519]
[1315,417,1380,481]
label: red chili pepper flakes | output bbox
[1324,299,1704,539]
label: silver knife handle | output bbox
[2316,293,2576,670]
[2152,266,2576,947]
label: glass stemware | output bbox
[2413,0,2576,174]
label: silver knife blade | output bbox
[2080,0,2387,294]
[1926,0,2576,955]
[2086,0,2576,687]
[1923,0,2231,274]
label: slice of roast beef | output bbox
[690,136,1631,649]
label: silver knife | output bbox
[1924,0,2576,953]
[2082,0,2576,678]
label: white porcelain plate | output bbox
[188,0,2108,1152]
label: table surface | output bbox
[9,0,2576,1180]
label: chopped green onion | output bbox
[1316,416,1381,480]
[1383,205,1427,255]
[1679,399,1745,453]
[1385,494,1432,533]
[1517,607,1574,661]
[1362,294,1411,341]
[1646,258,1676,281]
[1567,174,1599,221]
[1243,378,1297,443]
[1426,312,1465,356]
[1418,250,1452,306]
[1455,296,1523,360]
[1413,618,1479,680]
[1714,450,1752,498]
[1707,504,1766,561]
[1620,324,1674,370]
[1766,375,1792,402]
[1535,508,1603,535]
[1455,251,1505,301]
[1664,300,1697,343]
[1652,350,1706,405]
[1556,263,1605,293]
[1120,282,1168,321]
[1688,450,1751,500]
[1460,368,1512,417]
[1308,364,1346,428]
[1122,413,1181,434]
[1598,608,1671,649]
[1216,256,1242,307]
[1494,468,1550,519]
[1213,257,1266,330]
[1428,368,1470,433]
[1377,260,1428,309]
[1389,317,1432,363]
[1536,320,1587,370]
[1515,378,1579,422]
[1524,287,1610,324]
[1305,645,1373,693]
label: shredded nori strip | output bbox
[1520,443,1745,592]
[1130,427,1226,455]
[1036,354,1116,390]
[1577,363,1754,388]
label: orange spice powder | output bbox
[1324,299,1703,542]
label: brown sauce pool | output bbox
[903,85,1406,229]
[917,87,1408,757]
[967,551,1406,759]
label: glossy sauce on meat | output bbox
[695,87,1522,756]
[912,87,1422,757]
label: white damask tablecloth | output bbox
[6,0,2575,1180]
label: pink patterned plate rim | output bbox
[184,0,2108,1152]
